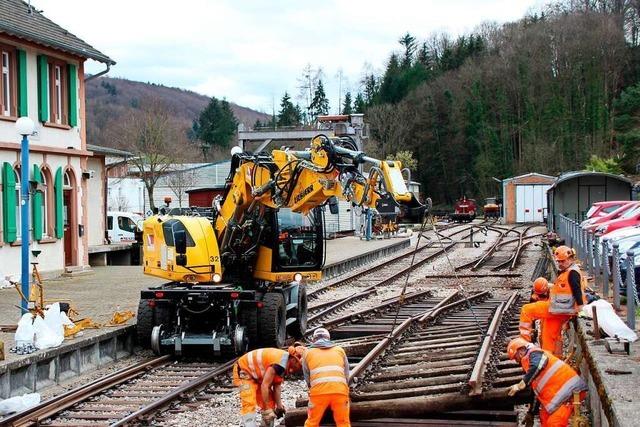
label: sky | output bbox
[39,0,545,114]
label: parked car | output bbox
[595,204,640,237]
[107,211,143,243]
[584,201,634,224]
[617,244,640,299]
[604,226,640,254]
[583,202,640,232]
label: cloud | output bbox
[39,0,544,112]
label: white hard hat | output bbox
[312,328,330,341]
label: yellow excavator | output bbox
[137,134,426,355]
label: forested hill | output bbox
[357,1,640,204]
[85,76,270,150]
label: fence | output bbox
[555,214,637,329]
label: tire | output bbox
[258,293,287,348]
[287,286,307,339]
[137,299,153,348]
[239,306,259,349]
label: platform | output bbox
[0,235,409,398]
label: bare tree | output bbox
[165,168,197,208]
[114,98,185,211]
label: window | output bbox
[107,215,113,231]
[41,172,49,237]
[0,46,16,117]
[63,171,71,188]
[14,168,20,239]
[48,59,67,125]
[118,216,137,233]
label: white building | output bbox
[0,1,114,278]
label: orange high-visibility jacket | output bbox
[521,348,586,413]
[237,348,289,384]
[549,264,586,314]
[302,346,349,396]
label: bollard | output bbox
[593,235,601,286]
[585,232,593,276]
[602,238,609,298]
[612,243,621,310]
[625,251,637,330]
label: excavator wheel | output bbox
[258,292,287,348]
[136,299,153,347]
[287,285,307,339]
[239,306,259,349]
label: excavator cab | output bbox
[273,208,323,271]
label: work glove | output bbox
[260,409,276,427]
[274,405,286,418]
[507,380,526,396]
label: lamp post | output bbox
[15,117,35,314]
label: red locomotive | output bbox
[450,196,477,222]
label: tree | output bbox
[399,33,418,68]
[342,92,353,115]
[297,64,323,124]
[277,92,302,127]
[584,155,623,174]
[194,97,238,154]
[353,92,366,113]
[115,98,185,211]
[614,82,640,172]
[309,79,329,122]
[387,150,418,171]
[166,168,198,208]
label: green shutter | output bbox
[2,163,17,243]
[54,167,63,238]
[16,50,28,116]
[32,164,43,240]
[67,64,77,127]
[37,55,48,122]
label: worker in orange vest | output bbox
[302,328,351,427]
[530,277,549,302]
[519,246,585,356]
[233,344,305,427]
[507,337,587,427]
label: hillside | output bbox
[85,76,270,151]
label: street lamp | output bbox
[15,117,34,314]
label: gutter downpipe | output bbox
[85,62,111,82]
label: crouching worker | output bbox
[233,344,305,427]
[507,338,587,427]
[302,328,351,427]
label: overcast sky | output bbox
[40,0,544,114]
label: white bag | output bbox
[14,313,35,346]
[581,299,638,342]
[0,393,40,415]
[33,312,63,350]
[43,303,65,342]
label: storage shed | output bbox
[547,171,633,230]
[502,173,555,224]
[186,186,226,208]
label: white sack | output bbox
[0,393,40,415]
[14,313,35,345]
[581,299,638,342]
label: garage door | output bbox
[516,185,550,222]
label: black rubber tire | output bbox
[287,286,307,339]
[136,299,153,348]
[258,293,287,348]
[239,306,259,349]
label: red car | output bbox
[596,203,640,237]
[582,202,639,231]
[585,201,634,221]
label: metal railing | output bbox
[555,214,636,329]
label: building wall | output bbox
[0,36,89,279]
[86,157,105,246]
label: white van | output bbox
[107,211,143,243]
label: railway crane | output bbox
[136,135,426,356]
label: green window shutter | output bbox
[67,64,77,127]
[32,164,43,240]
[54,167,63,239]
[2,162,17,243]
[17,50,28,116]
[37,55,48,122]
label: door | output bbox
[516,185,550,223]
[63,190,72,266]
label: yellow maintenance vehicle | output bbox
[137,135,426,356]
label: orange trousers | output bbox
[233,364,275,426]
[520,301,572,357]
[304,393,351,427]
[540,403,573,427]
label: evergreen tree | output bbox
[614,82,640,172]
[342,92,353,115]
[354,93,366,113]
[399,33,417,69]
[195,97,238,150]
[277,92,301,127]
[253,119,263,129]
[309,80,329,122]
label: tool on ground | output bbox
[106,310,136,326]
[571,391,589,427]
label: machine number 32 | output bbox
[210,256,220,263]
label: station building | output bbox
[0,0,114,279]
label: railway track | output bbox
[2,357,235,427]
[286,290,528,426]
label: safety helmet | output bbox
[286,344,306,374]
[507,337,530,360]
[312,328,330,342]
[554,246,575,262]
[533,277,549,295]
